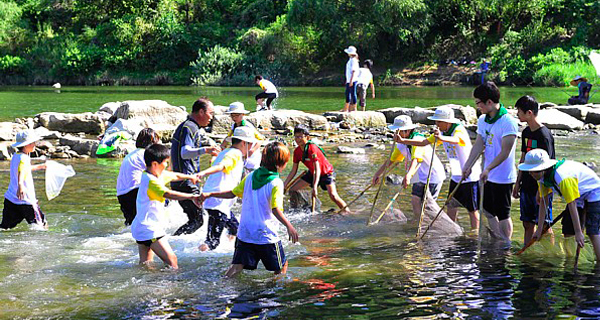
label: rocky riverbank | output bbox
[0,100,599,161]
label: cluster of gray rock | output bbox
[0,100,598,161]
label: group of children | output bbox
[4,81,600,275]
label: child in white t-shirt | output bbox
[254,75,278,111]
[356,59,375,111]
[197,127,259,251]
[1,130,47,230]
[116,128,160,226]
[131,144,201,270]
[199,142,299,277]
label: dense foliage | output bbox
[0,0,599,85]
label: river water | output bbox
[1,86,600,319]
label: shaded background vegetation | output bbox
[0,0,599,86]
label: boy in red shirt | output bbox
[284,125,349,213]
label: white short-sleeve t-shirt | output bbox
[476,112,518,184]
[427,125,480,183]
[203,148,244,215]
[131,171,177,241]
[116,148,146,196]
[259,79,278,96]
[357,67,373,86]
[390,139,446,185]
[5,153,37,205]
[345,58,359,84]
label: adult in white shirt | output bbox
[463,82,518,242]
[356,59,375,111]
[255,75,278,111]
[343,46,360,112]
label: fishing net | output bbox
[45,160,76,200]
[418,189,463,238]
[518,232,597,265]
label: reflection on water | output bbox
[1,132,600,319]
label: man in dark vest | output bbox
[171,98,220,235]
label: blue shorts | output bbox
[232,239,286,272]
[345,82,357,104]
[519,190,553,224]
[562,201,600,236]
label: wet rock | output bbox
[51,152,70,159]
[98,102,121,116]
[288,189,322,211]
[59,135,99,156]
[0,141,13,160]
[585,109,600,125]
[537,109,584,131]
[33,126,62,140]
[386,174,403,186]
[37,112,106,134]
[336,146,365,154]
[113,100,187,127]
[377,107,434,124]
[554,105,591,121]
[540,102,557,109]
[0,122,27,141]
[339,121,351,129]
[322,111,387,127]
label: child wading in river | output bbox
[197,127,259,252]
[1,130,47,230]
[200,142,299,277]
[131,144,201,270]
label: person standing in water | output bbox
[342,46,359,112]
[170,98,220,236]
[463,81,518,242]
[255,75,278,111]
[356,59,375,111]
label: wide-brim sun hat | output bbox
[12,130,42,148]
[518,149,557,171]
[225,102,250,114]
[344,46,357,55]
[388,115,418,131]
[232,126,260,144]
[570,75,588,86]
[427,106,461,123]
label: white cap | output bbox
[225,102,250,114]
[518,149,557,171]
[12,130,42,148]
[428,106,460,123]
[344,46,357,55]
[232,126,259,144]
[388,115,417,131]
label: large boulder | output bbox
[537,109,584,131]
[0,141,13,160]
[98,101,121,116]
[554,105,592,121]
[210,115,234,134]
[113,100,187,127]
[33,126,62,140]
[59,134,99,156]
[336,146,366,154]
[37,112,105,134]
[322,111,387,127]
[104,118,148,139]
[438,104,478,124]
[247,110,328,130]
[0,122,27,141]
[377,107,435,125]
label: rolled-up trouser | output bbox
[172,185,204,236]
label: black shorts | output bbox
[519,189,553,224]
[255,92,277,107]
[136,236,164,247]
[232,239,286,272]
[412,182,442,200]
[0,198,46,229]
[482,182,513,221]
[562,201,600,236]
[449,180,479,212]
[301,171,335,191]
[117,188,138,226]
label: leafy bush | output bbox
[190,45,244,85]
[0,55,25,74]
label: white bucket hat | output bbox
[232,126,259,144]
[428,106,460,123]
[12,130,42,148]
[518,149,557,172]
[388,115,418,131]
[344,46,357,55]
[225,102,250,114]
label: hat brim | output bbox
[570,78,588,86]
[518,160,557,172]
[225,110,250,114]
[388,124,418,131]
[427,115,461,123]
[344,49,356,55]
[12,136,41,148]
